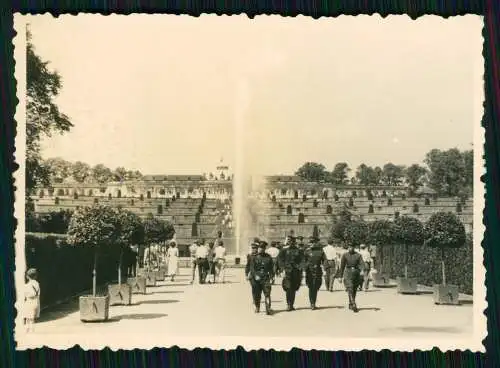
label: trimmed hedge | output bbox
[25,233,121,309]
[378,234,473,295]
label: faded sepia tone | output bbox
[14,14,485,352]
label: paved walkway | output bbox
[18,268,474,348]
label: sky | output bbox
[27,14,483,176]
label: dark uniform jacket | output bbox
[339,251,363,289]
[278,245,304,274]
[249,253,274,281]
[245,253,257,278]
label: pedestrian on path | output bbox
[339,244,364,312]
[23,268,40,333]
[248,241,274,315]
[304,235,326,310]
[214,239,227,283]
[189,241,199,284]
[265,241,280,284]
[196,240,210,284]
[278,233,304,311]
[322,238,338,292]
[167,240,179,282]
[359,244,372,291]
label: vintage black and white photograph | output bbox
[14,14,485,351]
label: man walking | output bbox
[195,240,209,284]
[359,244,372,291]
[214,239,227,283]
[265,241,280,284]
[304,235,326,310]
[189,240,199,284]
[248,241,274,315]
[278,233,304,311]
[322,238,338,291]
[338,243,364,312]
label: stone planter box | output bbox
[433,284,459,305]
[108,283,132,306]
[155,269,165,282]
[397,277,418,294]
[79,295,110,322]
[372,273,393,288]
[128,276,147,294]
[144,272,157,287]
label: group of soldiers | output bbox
[188,235,227,285]
[245,230,375,314]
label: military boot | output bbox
[265,297,272,315]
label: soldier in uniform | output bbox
[304,235,326,309]
[247,240,274,314]
[245,240,259,279]
[278,232,304,311]
[338,243,364,312]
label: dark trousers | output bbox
[197,258,209,284]
[250,278,271,306]
[306,269,323,306]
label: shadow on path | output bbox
[152,290,184,295]
[357,307,381,312]
[38,300,79,323]
[379,326,462,334]
[135,299,179,305]
[115,313,168,320]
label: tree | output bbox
[45,157,73,183]
[295,162,327,182]
[114,209,145,284]
[330,163,350,185]
[67,205,120,296]
[343,220,368,247]
[143,215,175,256]
[424,148,467,196]
[26,27,73,194]
[37,209,74,234]
[462,149,473,196]
[405,164,428,196]
[355,164,379,186]
[113,167,128,182]
[424,212,466,285]
[330,208,352,244]
[92,164,113,184]
[71,161,91,183]
[382,163,405,186]
[394,216,424,278]
[368,219,397,274]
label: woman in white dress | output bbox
[167,241,179,281]
[24,268,40,332]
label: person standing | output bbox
[188,241,199,284]
[196,240,210,284]
[338,244,364,312]
[265,241,280,284]
[166,241,179,282]
[245,240,258,279]
[248,241,274,315]
[214,239,227,283]
[207,241,216,284]
[304,236,326,309]
[278,234,304,311]
[23,268,40,333]
[359,244,372,291]
[322,238,338,292]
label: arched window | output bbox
[147,191,152,199]
[326,205,332,214]
[294,190,299,199]
[286,205,292,215]
[298,213,305,224]
[117,189,122,198]
[313,199,318,208]
[368,204,374,213]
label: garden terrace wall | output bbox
[377,235,473,295]
[25,233,121,309]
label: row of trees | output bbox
[43,158,143,185]
[67,206,175,296]
[331,209,466,286]
[295,148,473,197]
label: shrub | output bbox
[368,219,397,273]
[25,233,120,308]
[343,220,368,247]
[394,216,424,278]
[424,212,466,286]
[36,209,74,234]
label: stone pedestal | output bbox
[79,295,110,322]
[372,272,393,288]
[108,283,132,306]
[145,272,157,287]
[397,277,418,294]
[127,276,147,294]
[433,284,459,305]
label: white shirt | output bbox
[323,244,337,260]
[266,246,280,258]
[214,246,226,259]
[189,244,198,258]
[359,249,372,263]
[195,245,209,258]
